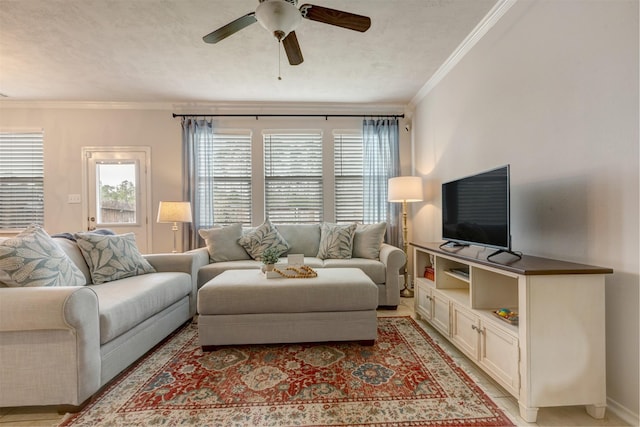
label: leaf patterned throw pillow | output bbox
[74,232,156,285]
[317,222,357,260]
[0,225,86,287]
[237,219,290,260]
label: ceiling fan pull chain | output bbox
[278,40,282,81]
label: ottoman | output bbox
[197,268,378,348]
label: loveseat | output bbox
[190,221,406,308]
[0,226,197,408]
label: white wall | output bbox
[0,107,183,250]
[0,106,411,253]
[410,0,638,420]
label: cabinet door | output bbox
[415,281,433,321]
[451,304,480,359]
[480,323,519,396]
[431,293,450,336]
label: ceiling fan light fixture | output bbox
[255,0,302,41]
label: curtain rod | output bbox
[172,113,404,120]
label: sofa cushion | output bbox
[90,272,191,344]
[317,222,356,260]
[74,232,156,285]
[353,222,387,259]
[322,258,386,284]
[198,224,251,262]
[0,225,86,288]
[276,224,321,257]
[238,219,290,260]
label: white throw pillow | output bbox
[353,222,387,259]
[74,232,155,285]
[317,222,357,260]
[0,225,86,287]
[198,224,251,262]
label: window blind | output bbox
[334,132,364,223]
[0,131,44,230]
[210,132,252,226]
[264,132,323,223]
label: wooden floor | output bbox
[1,297,631,426]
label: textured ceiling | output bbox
[0,0,497,104]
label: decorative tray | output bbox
[492,309,519,325]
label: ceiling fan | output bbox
[203,0,371,66]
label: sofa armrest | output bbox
[0,287,101,406]
[186,247,210,269]
[379,243,407,307]
[0,287,98,332]
[144,252,199,317]
[144,253,193,274]
[186,247,211,289]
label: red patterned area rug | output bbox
[60,317,514,426]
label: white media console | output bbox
[411,242,613,423]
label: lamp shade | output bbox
[157,201,192,223]
[388,176,424,202]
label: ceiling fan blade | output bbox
[282,31,304,65]
[299,4,371,32]
[203,12,257,44]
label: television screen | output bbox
[442,165,510,250]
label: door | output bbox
[451,303,480,359]
[431,292,451,336]
[415,280,433,321]
[480,322,520,396]
[83,147,152,253]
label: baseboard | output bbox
[607,396,639,427]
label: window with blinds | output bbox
[334,131,364,223]
[0,131,44,230]
[264,132,323,223]
[208,132,252,226]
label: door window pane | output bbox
[96,162,137,224]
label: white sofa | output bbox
[190,222,406,308]
[0,230,198,408]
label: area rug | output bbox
[60,317,514,426]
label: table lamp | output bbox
[157,201,192,253]
[388,176,423,297]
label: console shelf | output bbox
[411,242,612,423]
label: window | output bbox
[96,162,137,224]
[0,131,44,230]
[209,132,252,226]
[264,131,323,223]
[334,131,363,223]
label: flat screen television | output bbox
[442,165,518,259]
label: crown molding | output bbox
[408,0,517,109]
[0,100,407,116]
[0,101,176,110]
[171,101,407,116]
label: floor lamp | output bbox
[157,201,192,253]
[388,176,423,298]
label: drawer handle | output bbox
[471,324,483,334]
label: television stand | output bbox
[411,241,612,423]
